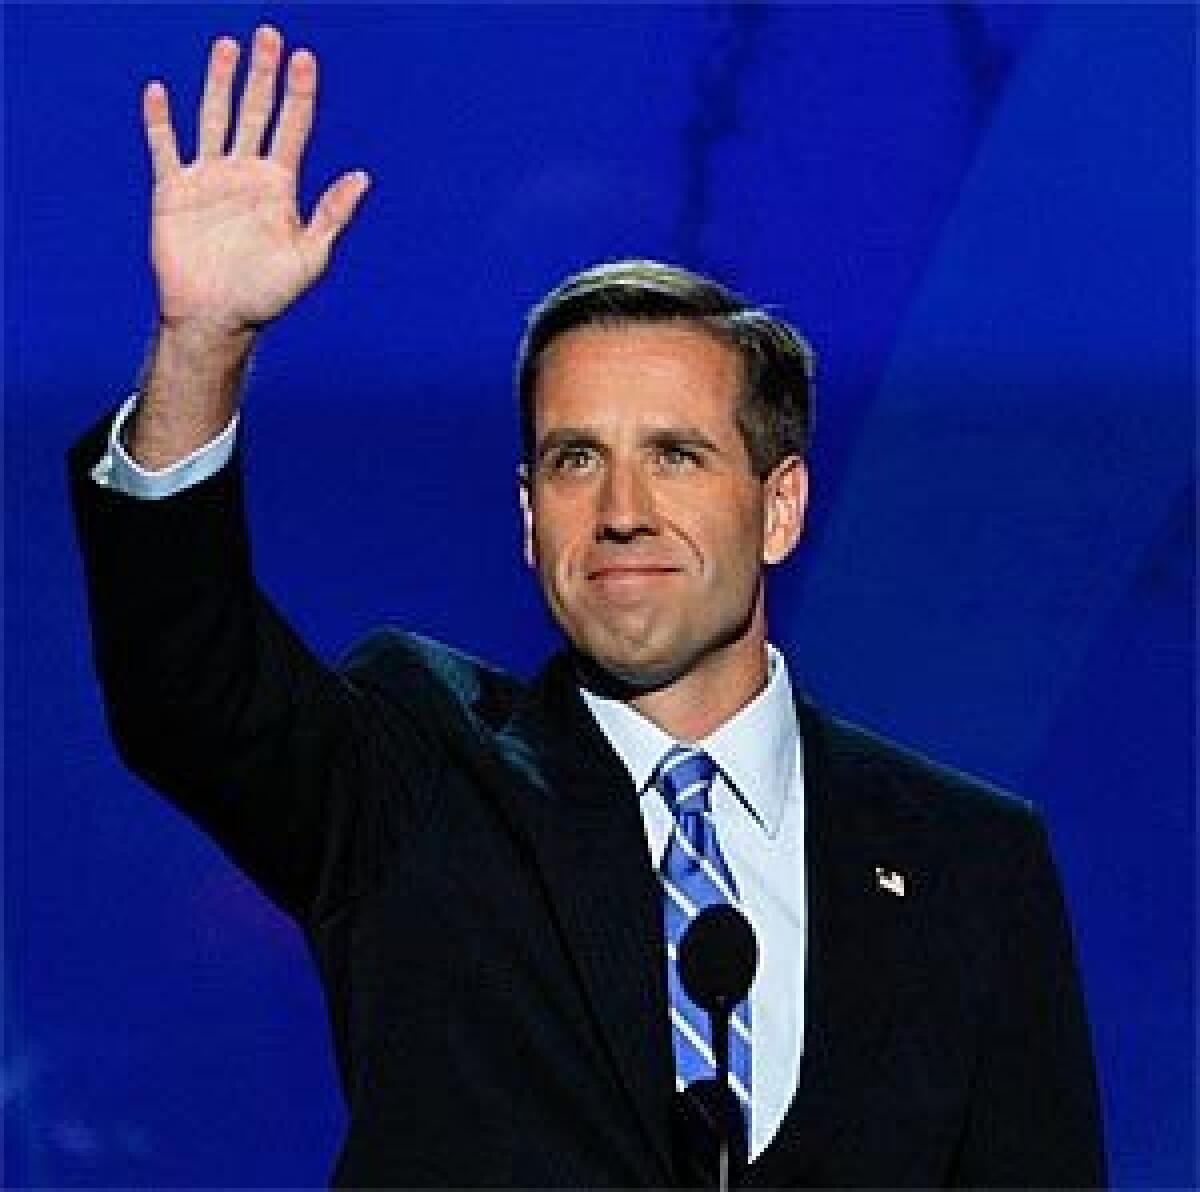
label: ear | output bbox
[517,464,536,569]
[762,456,807,565]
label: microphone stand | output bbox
[711,1002,733,1192]
[675,903,756,1191]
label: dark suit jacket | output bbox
[69,413,1105,1187]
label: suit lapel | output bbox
[487,657,926,1183]
[749,697,922,1182]
[493,653,677,1178]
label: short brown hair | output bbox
[516,259,814,477]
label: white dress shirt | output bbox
[581,650,807,1159]
[91,394,239,496]
[95,396,809,1159]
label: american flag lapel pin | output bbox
[874,866,907,897]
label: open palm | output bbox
[145,27,368,331]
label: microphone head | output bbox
[671,1078,748,1182]
[678,904,758,1013]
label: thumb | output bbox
[304,169,371,258]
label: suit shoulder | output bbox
[338,628,526,728]
[807,705,1063,942]
[809,702,1042,842]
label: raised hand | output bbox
[145,25,369,332]
[129,27,369,469]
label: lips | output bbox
[584,563,683,607]
[586,564,681,581]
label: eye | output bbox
[656,443,700,470]
[549,445,597,474]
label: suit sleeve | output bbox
[67,409,437,924]
[951,810,1107,1187]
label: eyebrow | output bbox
[535,426,724,462]
[643,428,722,455]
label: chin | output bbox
[569,640,686,698]
[567,603,761,700]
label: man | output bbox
[69,25,1105,1187]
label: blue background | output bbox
[5,4,1195,1186]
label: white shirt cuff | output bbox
[90,394,239,499]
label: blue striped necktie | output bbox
[656,745,752,1140]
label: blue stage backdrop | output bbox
[5,5,1194,1187]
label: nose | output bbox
[595,457,656,541]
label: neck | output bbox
[576,601,771,741]
[630,637,770,741]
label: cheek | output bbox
[529,508,583,587]
[691,506,764,572]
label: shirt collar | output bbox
[578,644,799,838]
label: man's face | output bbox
[520,322,805,691]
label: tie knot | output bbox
[656,746,718,816]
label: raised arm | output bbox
[130,25,369,468]
[68,30,429,922]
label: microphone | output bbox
[678,903,757,1016]
[672,904,758,1191]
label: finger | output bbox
[232,25,283,157]
[196,35,240,158]
[304,170,371,255]
[142,80,181,179]
[268,48,318,172]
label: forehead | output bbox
[532,322,744,433]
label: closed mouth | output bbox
[586,564,681,580]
